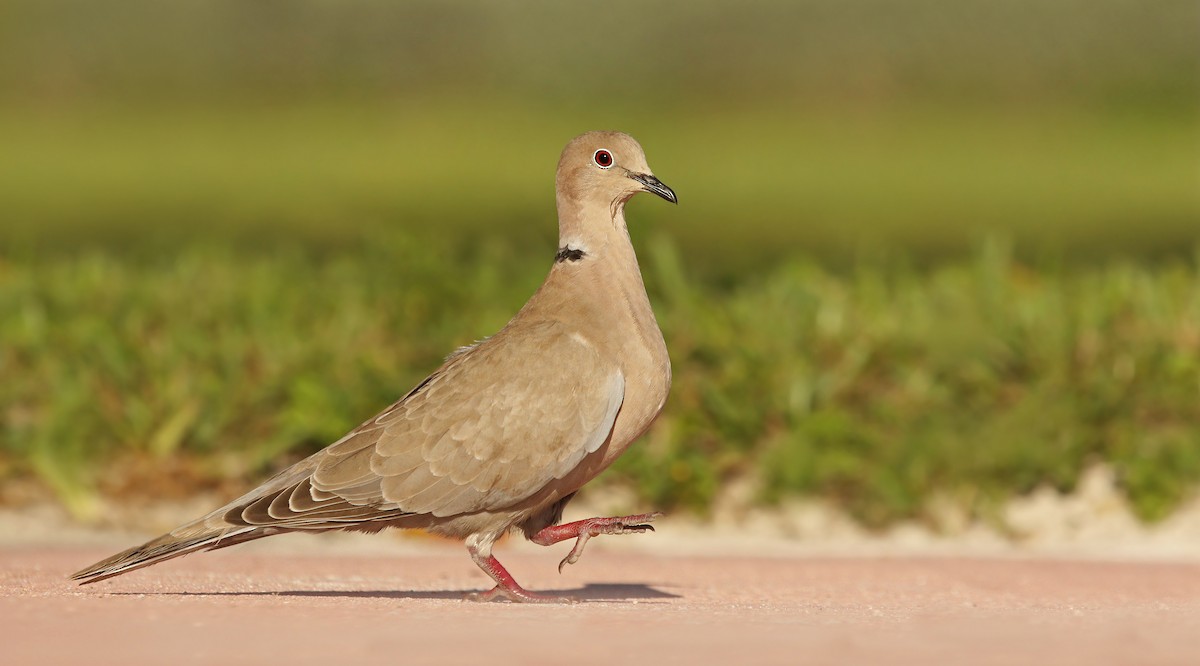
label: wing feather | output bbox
[204,321,623,529]
[347,321,623,517]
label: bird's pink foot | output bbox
[465,544,575,604]
[465,584,574,604]
[532,512,663,572]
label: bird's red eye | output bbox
[593,149,613,169]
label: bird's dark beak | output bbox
[629,172,678,204]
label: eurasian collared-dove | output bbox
[72,131,677,603]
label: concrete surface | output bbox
[3,538,1197,665]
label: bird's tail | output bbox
[70,449,332,585]
[70,522,263,585]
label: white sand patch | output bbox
[4,464,1199,562]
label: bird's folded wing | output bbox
[219,321,625,528]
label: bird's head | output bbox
[556,131,677,219]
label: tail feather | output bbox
[71,451,328,585]
[71,525,262,585]
[69,449,410,584]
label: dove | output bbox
[72,131,678,603]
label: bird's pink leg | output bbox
[466,543,570,603]
[531,512,662,572]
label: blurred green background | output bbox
[2,0,1198,528]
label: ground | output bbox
[3,524,1198,666]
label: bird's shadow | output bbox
[109,582,677,603]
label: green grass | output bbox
[1,0,1197,526]
[4,234,1199,525]
[1,99,1195,525]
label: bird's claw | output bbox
[558,535,590,573]
[556,512,663,573]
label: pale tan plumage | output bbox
[73,131,677,602]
